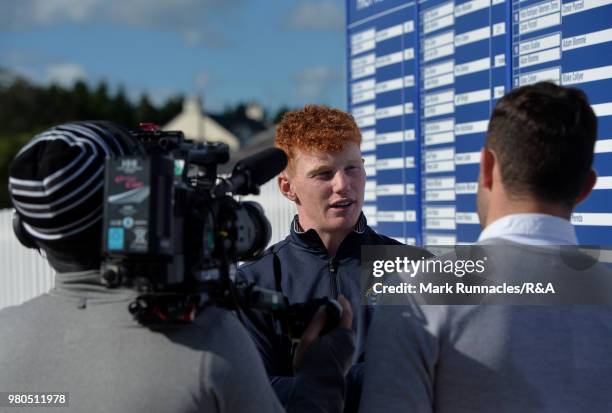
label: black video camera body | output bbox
[101,125,271,293]
[100,124,342,337]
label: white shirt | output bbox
[477,213,578,245]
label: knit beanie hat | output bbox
[9,121,135,242]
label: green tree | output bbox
[91,81,113,120]
[157,95,183,125]
[71,80,92,120]
[273,105,293,124]
[0,73,293,208]
[135,94,157,125]
[0,78,42,134]
[110,87,135,128]
[0,132,33,208]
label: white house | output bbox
[163,96,240,151]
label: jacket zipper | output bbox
[329,258,339,298]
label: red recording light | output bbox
[139,122,160,132]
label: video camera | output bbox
[100,124,341,337]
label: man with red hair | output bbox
[238,105,429,412]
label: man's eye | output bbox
[312,171,332,179]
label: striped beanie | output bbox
[9,121,135,241]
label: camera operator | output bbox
[0,121,355,413]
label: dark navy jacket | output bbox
[237,214,431,411]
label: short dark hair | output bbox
[486,81,597,205]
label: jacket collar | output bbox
[288,213,369,257]
[50,270,139,303]
[478,213,578,245]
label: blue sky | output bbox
[0,0,347,113]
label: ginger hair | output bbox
[275,105,361,173]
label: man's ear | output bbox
[575,169,597,205]
[278,173,297,202]
[479,147,496,190]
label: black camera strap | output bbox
[272,252,296,373]
[273,252,283,292]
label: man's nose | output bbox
[332,170,350,193]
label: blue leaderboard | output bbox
[346,0,612,245]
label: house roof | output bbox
[209,110,268,150]
[163,96,240,150]
[210,113,267,138]
[218,126,276,174]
